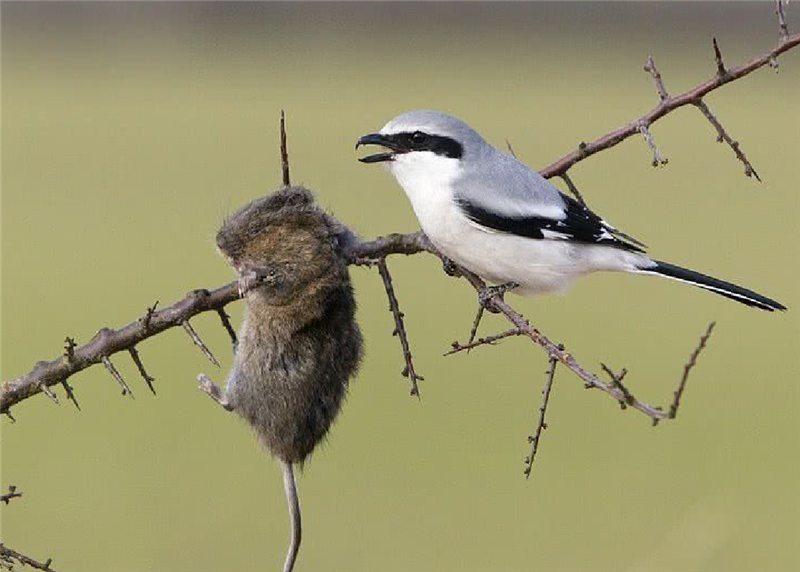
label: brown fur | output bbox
[216,186,363,464]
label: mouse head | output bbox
[217,186,348,307]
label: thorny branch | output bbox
[356,257,425,398]
[670,322,716,419]
[538,28,799,178]
[0,545,57,572]
[524,357,558,478]
[694,100,760,181]
[1,14,795,475]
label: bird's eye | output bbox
[410,131,429,146]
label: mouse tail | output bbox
[281,460,302,572]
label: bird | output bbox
[356,110,785,312]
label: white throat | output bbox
[385,152,462,234]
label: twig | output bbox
[182,320,220,368]
[644,56,670,101]
[559,172,588,209]
[0,486,22,505]
[777,0,790,44]
[446,328,522,356]
[375,258,423,398]
[280,109,291,186]
[539,31,800,177]
[637,122,668,167]
[463,306,486,352]
[101,356,133,398]
[0,545,57,572]
[694,100,760,180]
[38,383,59,405]
[712,37,728,79]
[601,363,632,409]
[129,347,156,395]
[524,357,558,478]
[669,322,716,419]
[61,379,80,410]
[506,139,517,158]
[216,308,238,351]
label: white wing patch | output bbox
[541,229,572,240]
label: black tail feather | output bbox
[639,260,787,312]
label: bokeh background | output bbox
[2,3,798,571]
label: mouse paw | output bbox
[198,373,233,411]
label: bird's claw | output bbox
[442,257,462,277]
[478,282,520,312]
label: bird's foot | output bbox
[198,373,233,411]
[478,282,520,313]
[441,257,462,277]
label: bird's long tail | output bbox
[635,260,786,312]
[281,460,302,572]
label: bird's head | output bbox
[356,110,488,178]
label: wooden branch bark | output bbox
[538,31,799,178]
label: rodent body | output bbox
[228,281,361,463]
[206,185,362,571]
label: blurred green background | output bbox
[2,3,798,571]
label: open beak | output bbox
[356,133,406,163]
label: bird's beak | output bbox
[355,133,403,163]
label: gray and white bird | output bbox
[356,110,785,311]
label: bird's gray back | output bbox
[454,146,567,219]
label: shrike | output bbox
[356,110,785,311]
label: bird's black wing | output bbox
[456,193,646,253]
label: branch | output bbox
[669,322,716,419]
[363,258,424,398]
[694,99,760,180]
[539,31,800,178]
[777,0,790,44]
[450,263,673,421]
[1,285,241,414]
[0,545,57,572]
[524,357,558,478]
[0,486,22,505]
[445,328,522,356]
